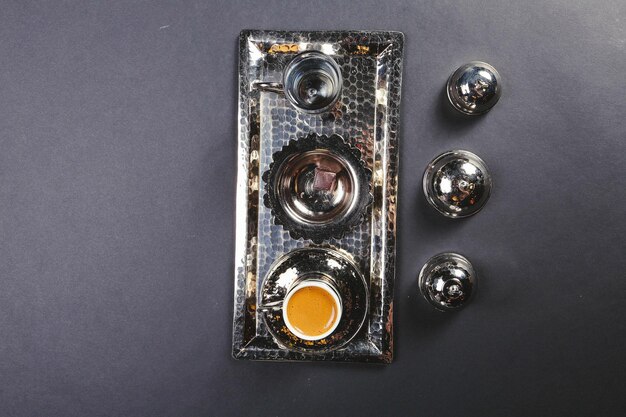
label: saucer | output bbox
[259,247,368,353]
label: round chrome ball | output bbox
[423,150,492,218]
[446,61,502,116]
[418,253,477,311]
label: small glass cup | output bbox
[255,51,343,114]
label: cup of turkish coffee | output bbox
[282,279,342,341]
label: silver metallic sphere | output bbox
[283,51,343,114]
[446,61,502,116]
[423,150,492,218]
[418,253,477,311]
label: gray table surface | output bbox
[1,1,625,416]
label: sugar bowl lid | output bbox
[423,150,492,218]
[446,61,502,116]
[418,252,477,311]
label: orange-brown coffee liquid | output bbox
[286,286,339,338]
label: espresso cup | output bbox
[254,51,343,114]
[282,279,342,341]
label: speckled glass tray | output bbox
[232,30,404,363]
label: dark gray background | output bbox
[1,0,625,416]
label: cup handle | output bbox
[252,81,284,94]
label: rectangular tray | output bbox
[232,30,404,363]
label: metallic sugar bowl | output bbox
[422,150,492,218]
[263,133,372,242]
